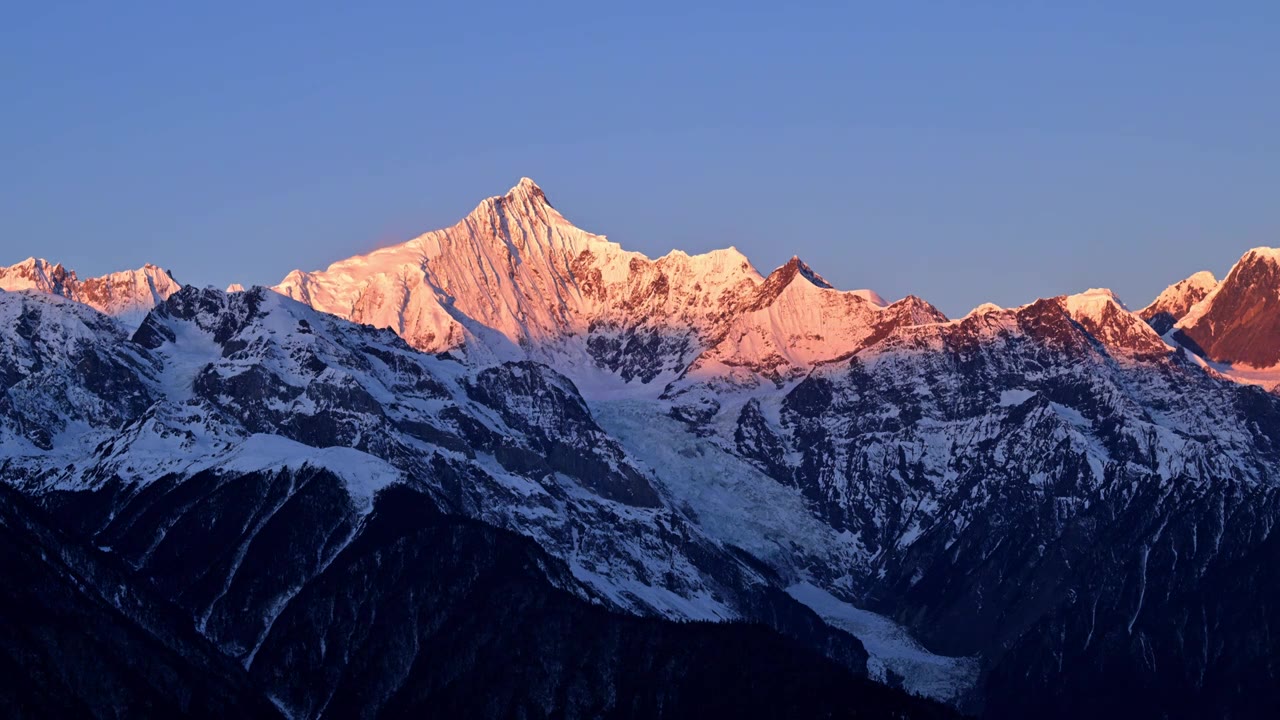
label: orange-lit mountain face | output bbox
[270,178,936,395]
[16,178,1271,399]
[1175,248,1280,369]
[1138,270,1217,335]
[267,179,1199,399]
[0,257,181,329]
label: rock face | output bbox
[1138,270,1217,334]
[0,257,181,329]
[0,291,155,450]
[1176,248,1280,368]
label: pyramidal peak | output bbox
[761,257,838,291]
[788,256,835,289]
[474,176,556,220]
[747,257,832,310]
[748,255,890,310]
[445,177,590,264]
[507,176,547,202]
[1177,247,1280,334]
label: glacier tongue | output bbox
[594,397,979,704]
[786,582,978,704]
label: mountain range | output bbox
[5,178,1280,718]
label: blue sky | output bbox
[4,1,1277,316]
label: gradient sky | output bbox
[4,2,1278,316]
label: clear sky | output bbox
[4,2,1278,316]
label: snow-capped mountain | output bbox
[7,178,1280,718]
[262,180,1280,716]
[667,257,944,396]
[0,409,940,720]
[0,257,181,329]
[10,286,746,619]
[727,288,1280,713]
[1175,248,1280,373]
[0,291,153,451]
[273,179,918,395]
[1138,270,1217,334]
[1055,287,1172,358]
[3,285,936,717]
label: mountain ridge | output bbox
[271,178,940,397]
[6,178,1280,717]
[0,257,181,329]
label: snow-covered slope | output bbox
[670,257,944,393]
[0,257,181,328]
[0,289,160,456]
[0,284,920,716]
[593,398,980,703]
[1,287,855,636]
[786,582,978,703]
[1056,288,1171,359]
[722,289,1280,716]
[1138,270,1217,334]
